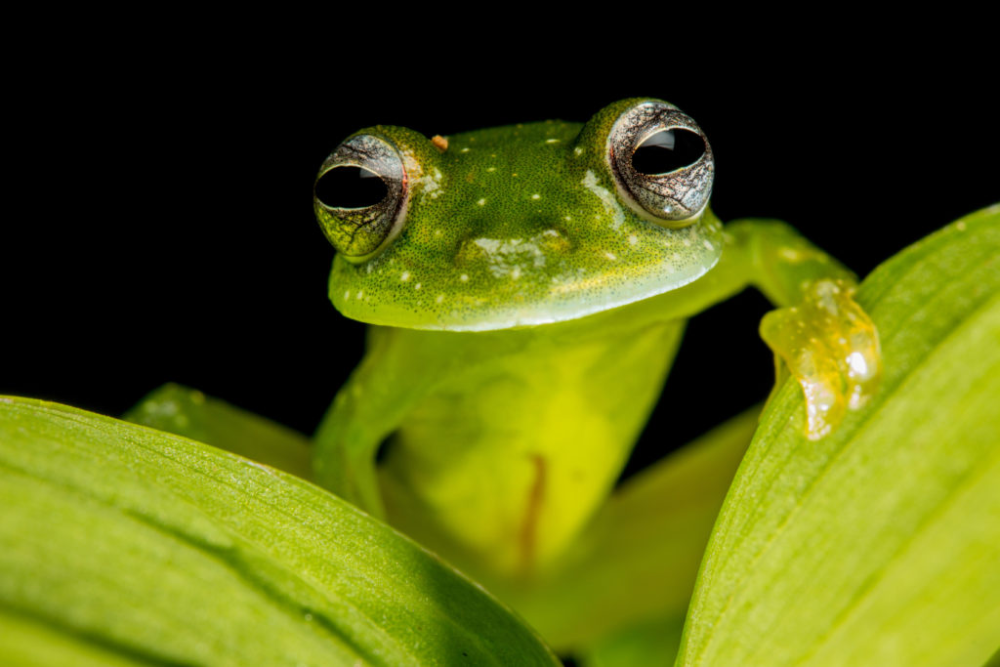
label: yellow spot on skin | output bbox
[430,135,448,152]
[779,247,806,262]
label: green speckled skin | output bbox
[325,99,723,331]
[312,99,881,585]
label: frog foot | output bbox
[760,279,881,440]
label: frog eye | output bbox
[314,134,408,261]
[608,102,714,227]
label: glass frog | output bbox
[306,98,882,584]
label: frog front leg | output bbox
[312,324,557,520]
[312,325,452,518]
[658,218,882,439]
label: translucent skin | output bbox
[312,99,882,582]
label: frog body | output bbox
[310,99,882,583]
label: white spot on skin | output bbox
[956,221,967,231]
[574,147,583,156]
[477,198,486,206]
[628,234,638,246]
[582,170,626,230]
[471,233,551,278]
[474,238,501,254]
[435,294,445,304]
[605,252,617,261]
[703,240,714,251]
[546,138,560,144]
[460,273,469,282]
[434,229,443,238]
[410,166,442,202]
[415,283,422,290]
[847,351,868,377]
[543,229,560,237]
[511,266,522,280]
[487,167,496,172]
[400,271,410,282]
[460,147,470,153]
[531,194,541,200]
[344,291,350,299]
[357,291,364,300]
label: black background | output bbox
[4,35,997,476]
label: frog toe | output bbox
[760,279,881,440]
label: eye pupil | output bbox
[315,166,389,209]
[631,129,706,175]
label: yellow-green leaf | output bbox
[677,205,1000,666]
[0,398,559,666]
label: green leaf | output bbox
[0,398,559,666]
[677,204,1000,666]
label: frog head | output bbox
[313,98,722,331]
